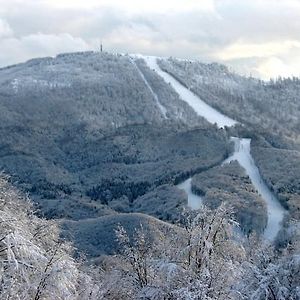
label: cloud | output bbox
[0,0,299,78]
[0,18,13,38]
[40,0,216,13]
[216,40,300,60]
[213,38,300,79]
[255,56,300,79]
[0,32,90,67]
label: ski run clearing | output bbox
[138,55,286,241]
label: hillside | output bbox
[192,161,267,234]
[0,175,100,299]
[61,212,185,257]
[0,52,235,257]
[0,51,298,238]
[158,58,300,139]
[251,136,300,219]
[0,52,207,131]
[0,51,299,299]
[157,57,300,222]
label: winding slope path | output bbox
[140,55,286,241]
[223,138,285,240]
[176,178,202,210]
[129,57,168,118]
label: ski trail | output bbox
[141,55,237,128]
[129,57,168,118]
[138,55,286,241]
[177,178,202,210]
[223,137,286,241]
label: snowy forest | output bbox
[158,58,300,140]
[0,51,299,299]
[1,175,299,299]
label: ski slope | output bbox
[129,57,168,118]
[177,178,202,210]
[223,138,286,241]
[140,55,286,241]
[142,56,238,128]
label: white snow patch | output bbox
[11,78,19,93]
[129,57,168,118]
[177,178,202,210]
[131,53,285,242]
[223,137,286,241]
[10,77,71,93]
[140,55,238,128]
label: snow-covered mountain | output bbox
[159,57,300,138]
[0,51,299,299]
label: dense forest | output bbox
[1,175,299,299]
[158,58,300,221]
[191,161,267,234]
[0,52,299,299]
[158,58,300,139]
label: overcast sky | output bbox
[0,0,299,79]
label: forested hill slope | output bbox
[0,51,229,222]
[0,52,208,132]
[157,57,300,221]
[158,58,300,140]
[0,51,298,254]
[0,51,299,300]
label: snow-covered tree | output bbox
[235,226,300,300]
[0,175,100,299]
[99,204,245,299]
[1,172,299,300]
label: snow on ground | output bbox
[137,55,285,241]
[129,57,168,118]
[10,77,71,93]
[141,56,238,128]
[177,178,202,210]
[223,137,286,241]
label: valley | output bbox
[0,51,299,299]
[0,51,298,256]
[142,55,286,240]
